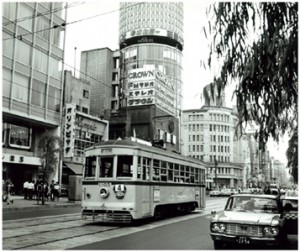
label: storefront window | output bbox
[9,124,31,149]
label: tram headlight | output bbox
[100,187,110,198]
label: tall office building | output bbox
[2,2,66,193]
[116,2,184,151]
[80,48,120,117]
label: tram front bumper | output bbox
[82,209,132,223]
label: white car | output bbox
[210,194,288,249]
[209,190,220,197]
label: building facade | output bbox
[62,71,109,185]
[2,2,66,194]
[80,48,120,118]
[116,2,184,151]
[182,106,247,189]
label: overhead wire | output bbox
[3,2,147,95]
[2,2,85,26]
[2,2,145,42]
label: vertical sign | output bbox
[64,104,76,157]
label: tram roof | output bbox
[87,138,207,167]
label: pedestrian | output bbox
[54,182,60,201]
[4,179,13,205]
[23,180,29,199]
[50,180,55,201]
[28,180,34,200]
[36,179,43,203]
[43,182,49,201]
[264,185,271,194]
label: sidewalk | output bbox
[2,195,81,213]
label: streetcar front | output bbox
[82,143,136,223]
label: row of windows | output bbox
[189,145,204,152]
[189,135,204,142]
[207,167,242,177]
[209,124,230,133]
[3,3,65,49]
[210,145,230,153]
[188,114,204,121]
[123,45,182,64]
[3,68,61,112]
[85,155,205,185]
[139,158,205,184]
[210,155,231,163]
[210,135,230,143]
[189,155,231,164]
[189,124,204,131]
[74,131,102,156]
[210,113,230,122]
[3,35,63,80]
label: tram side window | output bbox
[200,169,205,184]
[195,168,199,183]
[117,155,133,177]
[174,163,179,182]
[153,159,160,181]
[142,157,150,181]
[179,165,185,183]
[190,167,195,183]
[161,161,167,182]
[85,156,96,178]
[99,157,113,178]
[185,166,190,183]
[168,163,174,181]
[137,157,142,179]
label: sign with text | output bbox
[64,104,76,157]
[126,67,176,115]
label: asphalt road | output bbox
[3,206,82,221]
[71,214,213,250]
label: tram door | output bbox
[141,157,151,216]
[199,186,206,209]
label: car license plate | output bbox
[237,236,250,244]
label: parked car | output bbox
[209,190,220,197]
[280,195,298,235]
[220,188,232,197]
[240,188,252,194]
[210,194,288,249]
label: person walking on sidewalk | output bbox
[54,182,60,201]
[50,180,55,201]
[28,180,34,200]
[3,179,13,205]
[23,180,29,199]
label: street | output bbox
[2,197,297,250]
[3,197,225,250]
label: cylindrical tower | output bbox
[119,2,184,117]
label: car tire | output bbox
[214,241,224,249]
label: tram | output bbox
[81,137,206,223]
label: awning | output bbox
[64,162,83,175]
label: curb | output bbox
[3,202,81,213]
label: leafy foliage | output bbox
[38,131,62,181]
[205,2,298,182]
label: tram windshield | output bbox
[117,155,133,177]
[99,157,113,178]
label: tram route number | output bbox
[99,183,111,187]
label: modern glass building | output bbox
[117,2,184,151]
[2,2,66,193]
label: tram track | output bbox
[3,215,123,250]
[3,199,227,250]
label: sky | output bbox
[64,0,289,165]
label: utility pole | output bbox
[214,157,218,189]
